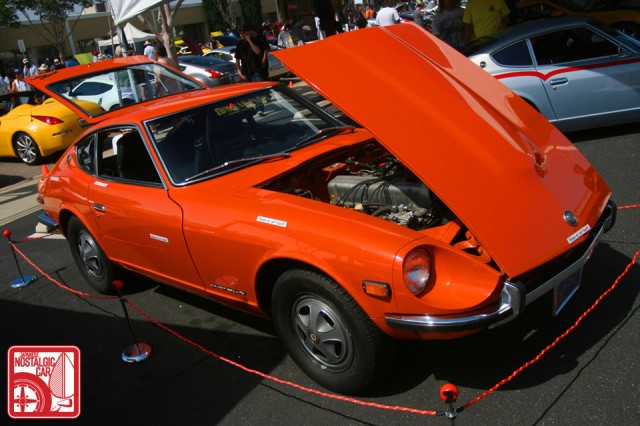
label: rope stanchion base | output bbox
[122,342,154,363]
[10,275,35,288]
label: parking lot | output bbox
[1,101,639,424]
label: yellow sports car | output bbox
[0,92,102,165]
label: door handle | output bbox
[549,77,568,87]
[92,203,106,213]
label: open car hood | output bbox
[274,24,611,276]
[26,56,206,125]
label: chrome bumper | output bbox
[385,201,615,333]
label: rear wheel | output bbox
[14,132,42,165]
[67,217,115,294]
[272,269,390,394]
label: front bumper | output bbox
[385,200,616,333]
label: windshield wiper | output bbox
[295,125,355,148]
[184,152,290,182]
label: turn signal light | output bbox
[362,281,390,298]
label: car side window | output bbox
[531,27,620,65]
[76,135,96,175]
[95,129,162,185]
[491,40,533,66]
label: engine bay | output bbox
[262,141,449,231]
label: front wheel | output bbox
[14,132,42,165]
[67,217,115,294]
[272,269,390,394]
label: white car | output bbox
[67,74,138,111]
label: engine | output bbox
[263,143,446,231]
[326,159,440,230]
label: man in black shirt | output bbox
[235,24,270,81]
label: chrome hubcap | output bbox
[16,135,37,164]
[77,231,104,280]
[291,295,353,372]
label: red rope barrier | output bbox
[6,202,639,418]
[10,243,117,300]
[462,247,640,410]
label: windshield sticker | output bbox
[567,224,591,244]
[257,216,288,228]
[215,95,272,117]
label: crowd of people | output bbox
[317,0,511,51]
[0,0,511,100]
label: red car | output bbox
[33,25,615,394]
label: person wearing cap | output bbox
[234,24,270,81]
[22,58,39,78]
[53,58,64,70]
[10,70,30,108]
[143,40,156,60]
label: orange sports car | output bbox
[33,25,615,394]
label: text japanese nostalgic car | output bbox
[33,25,615,394]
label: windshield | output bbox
[147,86,344,184]
[45,63,202,117]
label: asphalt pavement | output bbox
[1,123,639,425]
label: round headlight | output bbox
[403,248,432,295]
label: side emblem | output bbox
[564,211,578,227]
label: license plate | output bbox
[553,269,582,316]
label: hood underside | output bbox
[274,24,611,276]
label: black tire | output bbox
[14,132,42,165]
[67,217,115,294]
[272,269,390,394]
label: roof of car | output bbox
[462,16,598,55]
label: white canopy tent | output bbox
[97,23,155,47]
[108,0,167,26]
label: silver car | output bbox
[204,45,290,80]
[464,17,640,132]
[177,55,240,87]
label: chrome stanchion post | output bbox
[112,280,154,362]
[3,229,35,288]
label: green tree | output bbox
[2,0,92,61]
[202,0,240,31]
[240,0,262,29]
[135,0,185,63]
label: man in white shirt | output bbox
[143,40,156,60]
[376,0,401,26]
[22,58,39,78]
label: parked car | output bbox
[64,60,202,111]
[204,45,290,80]
[32,24,615,394]
[177,55,240,87]
[514,0,640,38]
[463,17,640,132]
[0,91,101,164]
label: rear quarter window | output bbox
[491,40,533,66]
